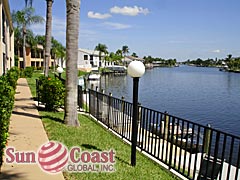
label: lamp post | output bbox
[127,60,145,166]
[56,66,64,79]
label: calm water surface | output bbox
[93,66,240,136]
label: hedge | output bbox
[0,67,19,167]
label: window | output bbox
[20,61,24,69]
[90,55,93,60]
[2,10,6,43]
[84,55,88,60]
[31,61,35,67]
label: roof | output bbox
[78,48,106,57]
[122,56,145,62]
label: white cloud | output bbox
[103,22,132,30]
[212,49,221,53]
[88,11,112,19]
[110,6,149,16]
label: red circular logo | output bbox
[38,141,68,173]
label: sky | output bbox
[9,0,240,61]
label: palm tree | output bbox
[95,43,108,66]
[116,49,122,57]
[13,27,23,58]
[64,0,81,126]
[52,38,66,70]
[12,7,44,69]
[122,45,129,65]
[44,0,54,77]
[25,0,33,7]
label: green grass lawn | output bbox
[26,73,179,180]
[40,111,179,180]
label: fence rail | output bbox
[78,86,240,180]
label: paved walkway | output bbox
[0,78,65,180]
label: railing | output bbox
[78,86,240,180]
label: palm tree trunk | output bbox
[64,0,81,126]
[44,0,53,77]
[23,26,27,69]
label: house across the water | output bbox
[77,48,114,72]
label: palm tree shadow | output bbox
[81,144,102,151]
[40,115,64,123]
[115,156,130,166]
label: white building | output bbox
[77,48,114,72]
[0,0,14,75]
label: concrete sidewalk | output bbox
[0,78,65,180]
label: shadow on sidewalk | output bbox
[0,170,25,180]
[16,83,29,87]
[14,105,36,110]
[12,111,40,119]
[15,97,34,101]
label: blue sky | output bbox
[9,0,240,61]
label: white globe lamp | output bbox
[127,61,145,78]
[56,67,64,78]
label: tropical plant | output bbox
[122,45,129,56]
[12,7,44,69]
[131,52,138,57]
[122,45,129,65]
[64,0,81,126]
[44,0,54,77]
[52,38,66,70]
[95,43,108,65]
[25,0,33,7]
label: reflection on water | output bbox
[90,66,240,136]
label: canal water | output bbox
[90,65,240,136]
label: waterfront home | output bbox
[78,48,114,72]
[0,0,14,75]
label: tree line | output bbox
[183,54,240,71]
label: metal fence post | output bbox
[121,96,125,138]
[164,111,169,141]
[77,85,83,111]
[204,124,211,154]
[107,93,112,128]
[36,79,39,107]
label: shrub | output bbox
[20,67,34,78]
[38,76,65,111]
[0,76,15,167]
[24,67,34,78]
[6,67,19,89]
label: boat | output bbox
[88,70,101,81]
[150,122,203,153]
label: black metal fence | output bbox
[77,86,240,180]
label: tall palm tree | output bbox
[122,45,129,65]
[95,43,108,66]
[52,38,66,70]
[13,27,23,58]
[25,0,33,7]
[44,0,54,77]
[64,0,81,126]
[12,7,44,69]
